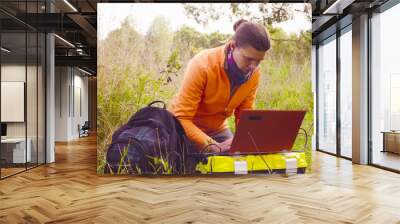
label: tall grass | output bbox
[97,66,174,173]
[97,17,313,174]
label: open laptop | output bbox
[224,110,306,155]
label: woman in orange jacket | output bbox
[169,19,271,153]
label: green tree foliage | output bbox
[145,16,173,71]
[171,26,231,59]
[183,3,311,26]
[172,26,204,60]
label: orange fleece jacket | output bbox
[168,43,260,149]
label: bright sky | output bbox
[98,3,311,40]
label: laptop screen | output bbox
[230,110,306,154]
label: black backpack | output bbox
[104,101,198,175]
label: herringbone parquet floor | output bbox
[1,135,400,224]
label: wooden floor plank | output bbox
[0,135,400,223]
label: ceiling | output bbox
[311,0,390,44]
[0,0,99,74]
[1,0,396,74]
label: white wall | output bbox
[1,65,41,137]
[72,73,89,138]
[1,63,46,164]
[55,67,89,141]
[55,67,69,141]
[1,65,26,139]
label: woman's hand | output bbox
[203,138,233,153]
[217,138,233,152]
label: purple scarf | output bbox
[227,46,251,86]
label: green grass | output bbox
[97,22,313,174]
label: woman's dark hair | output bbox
[232,19,271,52]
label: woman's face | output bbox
[231,42,266,74]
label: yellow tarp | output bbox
[195,151,307,174]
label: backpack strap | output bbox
[148,100,166,109]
